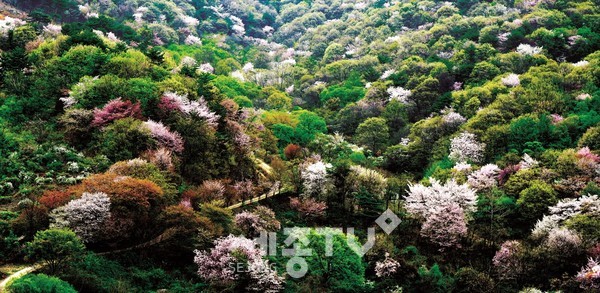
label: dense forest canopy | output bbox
[1,0,600,291]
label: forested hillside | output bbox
[1,0,600,292]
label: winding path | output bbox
[0,176,283,291]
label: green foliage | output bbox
[9,274,77,293]
[26,228,85,274]
[97,117,153,162]
[285,229,366,292]
[320,73,366,107]
[354,117,389,154]
[517,180,558,225]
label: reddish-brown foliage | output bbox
[284,144,303,160]
[38,190,75,209]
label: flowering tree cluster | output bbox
[91,98,143,127]
[501,73,520,87]
[234,206,280,237]
[449,132,485,163]
[467,164,500,191]
[493,240,523,280]
[142,120,184,153]
[387,86,412,104]
[405,178,477,218]
[532,194,600,238]
[301,160,332,199]
[50,192,111,243]
[420,203,468,251]
[290,197,327,219]
[544,228,582,255]
[375,253,401,278]
[194,235,283,291]
[576,258,600,290]
[519,153,539,170]
[516,44,543,56]
[441,109,466,128]
[158,92,220,127]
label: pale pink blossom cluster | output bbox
[576,258,600,289]
[290,197,327,219]
[442,109,466,127]
[532,195,600,238]
[43,24,62,37]
[185,35,202,45]
[143,120,185,153]
[453,162,472,172]
[501,73,520,87]
[387,86,412,104]
[519,153,539,170]
[493,240,523,280]
[50,192,111,243]
[159,92,220,127]
[380,69,396,80]
[544,228,582,254]
[420,203,468,251]
[301,160,332,198]
[467,164,500,191]
[194,235,283,291]
[92,98,143,127]
[0,16,27,38]
[198,63,215,74]
[550,114,564,124]
[452,82,463,91]
[516,44,543,56]
[573,60,590,67]
[405,178,477,218]
[577,93,592,100]
[449,132,485,163]
[375,253,401,278]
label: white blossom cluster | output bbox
[501,73,520,87]
[516,44,543,56]
[405,178,477,218]
[467,164,500,191]
[532,195,600,239]
[387,87,412,104]
[50,192,111,243]
[449,132,485,163]
[0,16,26,38]
[301,160,332,199]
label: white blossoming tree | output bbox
[449,132,485,164]
[405,178,477,218]
[50,192,111,243]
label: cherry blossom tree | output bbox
[467,164,500,191]
[194,235,283,291]
[576,258,600,290]
[91,98,143,127]
[493,240,523,280]
[501,74,520,87]
[449,132,485,163]
[234,206,280,237]
[290,197,327,219]
[50,192,111,243]
[158,92,220,127]
[301,160,332,199]
[405,178,477,218]
[544,228,582,255]
[142,120,184,153]
[420,203,468,251]
[375,253,401,278]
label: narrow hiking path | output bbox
[0,174,283,290]
[226,181,282,209]
[0,228,179,291]
[0,264,43,292]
